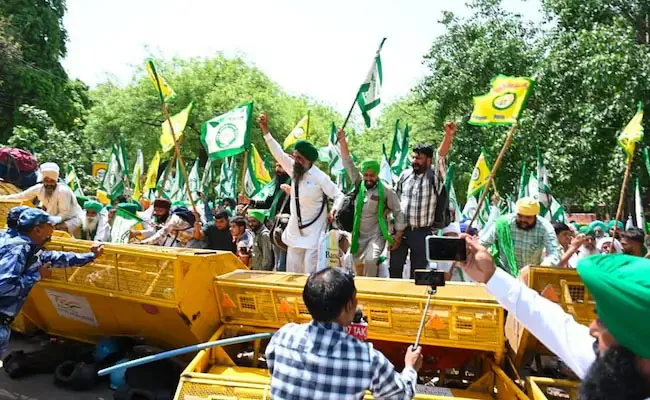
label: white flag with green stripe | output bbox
[356,38,385,128]
[110,208,143,243]
[636,178,645,232]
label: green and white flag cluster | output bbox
[217,157,237,200]
[185,158,201,202]
[328,123,345,176]
[356,38,386,128]
[100,140,129,201]
[201,102,253,160]
[200,158,215,196]
[518,154,568,223]
[379,145,393,185]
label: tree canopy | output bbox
[3,0,650,212]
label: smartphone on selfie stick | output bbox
[413,235,466,348]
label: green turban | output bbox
[83,200,103,213]
[577,254,650,360]
[77,196,89,208]
[248,209,268,223]
[608,220,624,230]
[294,140,319,162]
[117,203,140,215]
[579,225,596,238]
[589,220,607,232]
[360,160,380,175]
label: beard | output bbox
[44,184,56,197]
[411,162,423,174]
[83,216,99,233]
[364,180,377,189]
[580,345,650,400]
[516,219,537,231]
[293,163,308,182]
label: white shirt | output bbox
[486,268,596,379]
[82,211,111,242]
[2,183,82,222]
[265,134,343,249]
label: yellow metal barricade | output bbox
[527,377,579,400]
[174,325,529,400]
[214,271,505,358]
[19,237,246,349]
[506,266,596,369]
[0,184,33,229]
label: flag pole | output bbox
[341,93,359,130]
[467,124,518,231]
[161,103,199,216]
[610,155,633,253]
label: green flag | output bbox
[185,158,201,202]
[65,166,84,197]
[200,158,215,195]
[156,162,173,201]
[110,208,143,243]
[169,158,186,202]
[100,145,125,200]
[328,123,344,176]
[217,157,237,200]
[244,144,272,198]
[389,120,402,163]
[356,38,385,128]
[391,123,410,177]
[518,162,528,200]
[201,102,253,160]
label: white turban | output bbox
[40,162,60,181]
[442,222,461,236]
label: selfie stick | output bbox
[414,286,437,348]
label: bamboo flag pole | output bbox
[240,150,249,198]
[610,155,634,253]
[161,103,199,216]
[467,124,519,231]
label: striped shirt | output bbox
[266,321,417,400]
[396,153,447,229]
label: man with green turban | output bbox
[81,200,110,242]
[608,220,624,239]
[337,129,405,277]
[459,234,650,399]
[258,112,343,273]
[589,220,607,240]
[247,209,273,271]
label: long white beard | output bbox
[83,217,99,234]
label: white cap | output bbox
[40,162,60,181]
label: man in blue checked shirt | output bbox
[265,267,423,399]
[0,208,103,352]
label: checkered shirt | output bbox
[266,321,417,400]
[479,214,561,272]
[396,153,447,229]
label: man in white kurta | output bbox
[0,162,83,237]
[258,112,343,274]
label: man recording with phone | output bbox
[266,267,422,399]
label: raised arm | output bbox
[437,121,456,158]
[258,112,294,175]
[460,235,596,379]
[337,129,362,186]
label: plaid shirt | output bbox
[396,153,446,229]
[266,321,417,400]
[479,214,561,272]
